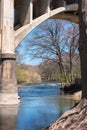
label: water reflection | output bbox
[0,83,76,130]
[0,105,18,130]
[16,83,75,130]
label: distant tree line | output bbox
[16,64,41,84]
[16,19,80,84]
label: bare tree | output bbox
[65,22,79,82]
[26,20,68,74]
[41,2,87,129]
[38,60,60,81]
[17,19,80,83]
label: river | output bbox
[0,82,76,130]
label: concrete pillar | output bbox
[15,0,33,26]
[0,54,17,92]
[0,0,19,104]
[20,0,33,25]
[0,0,1,50]
[47,0,51,12]
[0,0,1,28]
[1,0,15,53]
[33,0,38,18]
[38,0,51,16]
[30,0,33,23]
[51,0,65,9]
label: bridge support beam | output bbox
[38,0,50,16]
[0,0,19,105]
[52,0,65,9]
[15,0,33,26]
[33,0,51,18]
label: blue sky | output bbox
[16,27,43,65]
[16,19,78,65]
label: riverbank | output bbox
[60,83,82,101]
[18,83,75,130]
[43,99,87,130]
[18,82,82,101]
[42,84,84,130]
[42,83,83,130]
[64,91,82,101]
[17,82,43,88]
[17,82,31,87]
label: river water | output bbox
[0,83,75,130]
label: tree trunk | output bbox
[43,0,87,130]
[79,0,87,99]
[43,1,87,130]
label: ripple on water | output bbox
[0,83,76,130]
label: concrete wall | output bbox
[15,0,32,26]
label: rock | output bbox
[61,84,82,94]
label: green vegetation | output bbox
[16,66,28,84]
[57,71,81,83]
[38,60,81,85]
[16,64,41,84]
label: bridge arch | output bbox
[0,0,78,104]
[14,1,78,48]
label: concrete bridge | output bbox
[0,0,78,104]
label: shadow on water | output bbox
[0,83,76,130]
[0,105,18,130]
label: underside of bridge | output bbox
[0,0,78,104]
[14,0,78,30]
[52,10,78,23]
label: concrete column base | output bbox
[0,93,19,105]
[0,53,19,105]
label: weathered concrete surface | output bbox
[0,93,19,105]
[15,0,33,26]
[15,7,66,47]
[1,0,15,54]
[0,54,19,104]
[15,3,78,48]
[0,54,17,92]
[0,0,19,104]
